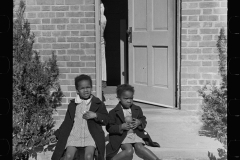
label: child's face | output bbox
[119,90,133,109]
[77,80,92,99]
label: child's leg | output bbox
[112,143,134,160]
[62,146,77,160]
[84,146,95,160]
[134,143,159,160]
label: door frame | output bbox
[95,0,181,109]
[176,0,181,109]
[120,19,128,84]
[95,0,102,99]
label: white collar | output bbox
[75,94,92,105]
[121,105,131,111]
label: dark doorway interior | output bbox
[102,0,128,86]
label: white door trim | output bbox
[120,19,127,84]
[176,0,181,109]
[95,0,102,100]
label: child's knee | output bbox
[125,148,134,157]
[134,143,144,151]
[65,153,75,160]
[85,153,94,160]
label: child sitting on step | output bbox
[51,74,109,160]
[106,84,160,160]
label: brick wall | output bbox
[180,0,227,110]
[14,0,97,121]
[14,0,227,113]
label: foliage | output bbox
[13,1,64,159]
[198,28,227,160]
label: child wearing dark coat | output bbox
[51,74,109,160]
[106,84,160,160]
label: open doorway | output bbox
[99,0,178,108]
[101,0,128,104]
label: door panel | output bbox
[128,0,176,107]
[134,0,147,31]
[153,47,168,87]
[153,0,168,30]
[134,46,148,85]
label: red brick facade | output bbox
[181,0,227,110]
[14,0,97,121]
[14,0,227,114]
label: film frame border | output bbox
[227,0,240,159]
[0,1,12,159]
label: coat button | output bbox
[144,132,147,135]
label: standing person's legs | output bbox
[112,143,134,160]
[134,143,160,160]
[85,146,96,160]
[61,146,77,160]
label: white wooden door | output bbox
[128,0,176,107]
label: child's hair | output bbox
[116,84,135,98]
[75,74,92,90]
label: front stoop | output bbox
[28,152,210,160]
[104,93,119,106]
[30,104,223,160]
[103,86,118,106]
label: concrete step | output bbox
[103,86,119,106]
[104,94,118,106]
[102,86,117,94]
[43,103,224,160]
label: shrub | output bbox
[198,28,227,160]
[13,1,64,159]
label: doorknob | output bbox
[127,27,132,43]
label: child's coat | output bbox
[51,96,109,160]
[106,103,156,160]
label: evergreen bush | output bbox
[13,1,64,159]
[198,28,227,160]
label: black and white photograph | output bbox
[13,0,227,160]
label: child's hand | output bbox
[125,116,133,123]
[121,123,132,131]
[82,111,97,120]
[131,118,141,129]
